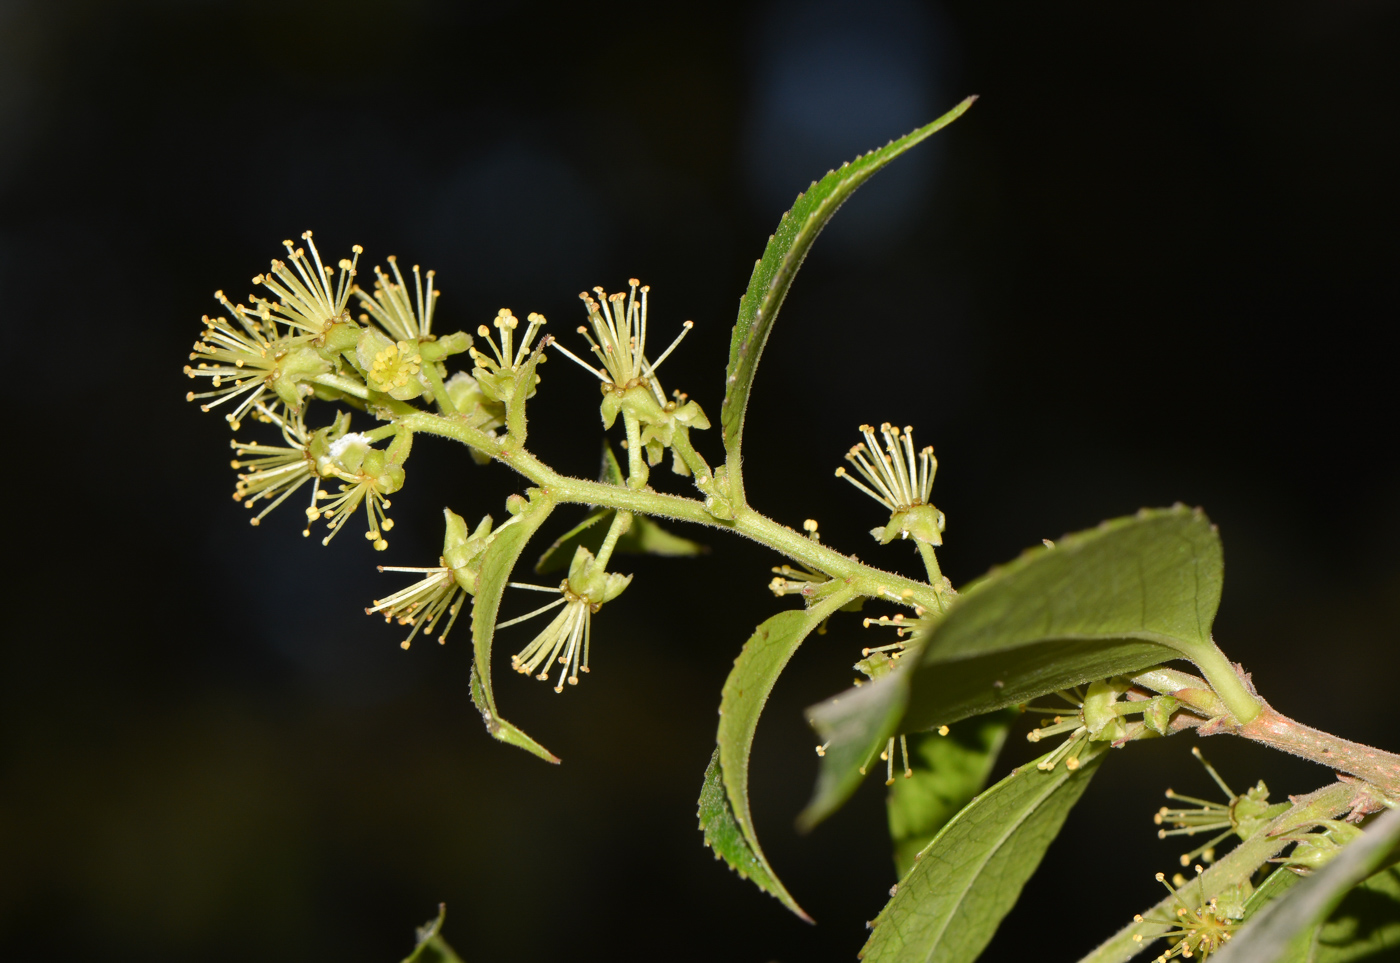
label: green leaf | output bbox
[1233,860,1400,963]
[401,905,466,963]
[534,443,704,574]
[719,97,976,462]
[1213,807,1400,963]
[468,492,559,763]
[803,506,1221,829]
[887,711,1016,879]
[1314,865,1400,962]
[697,748,809,921]
[861,743,1107,963]
[616,515,706,558]
[799,665,910,833]
[714,591,856,919]
[903,505,1223,731]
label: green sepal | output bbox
[271,345,332,408]
[443,509,496,594]
[443,371,506,438]
[418,330,471,362]
[315,317,363,356]
[600,389,623,429]
[875,504,946,546]
[697,748,811,922]
[467,488,558,762]
[862,743,1108,963]
[1143,695,1181,735]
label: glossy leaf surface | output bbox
[469,495,559,762]
[799,669,908,832]
[887,711,1016,878]
[719,97,975,462]
[861,744,1107,963]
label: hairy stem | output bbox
[398,410,943,613]
[1077,780,1358,963]
[1133,668,1400,797]
[593,510,632,570]
[623,413,646,489]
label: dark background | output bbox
[2,1,1398,960]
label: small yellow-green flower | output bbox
[468,308,548,404]
[250,230,362,336]
[367,509,505,648]
[309,429,412,550]
[357,329,424,400]
[553,279,694,404]
[502,546,631,692]
[184,292,331,428]
[835,423,945,545]
[354,256,437,341]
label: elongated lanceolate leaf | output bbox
[888,711,1016,878]
[697,748,805,918]
[804,507,1222,829]
[799,669,909,833]
[469,492,559,763]
[904,506,1222,731]
[861,743,1107,963]
[714,592,856,919]
[719,97,975,462]
[1213,807,1400,963]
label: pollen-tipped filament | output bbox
[1130,869,1237,961]
[1154,747,1286,866]
[551,280,693,404]
[355,256,438,341]
[836,423,936,514]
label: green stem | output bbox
[593,510,632,569]
[1133,667,1400,797]
[419,362,457,416]
[1077,780,1356,963]
[623,414,646,489]
[915,542,951,613]
[311,373,370,400]
[1174,641,1263,725]
[397,411,943,614]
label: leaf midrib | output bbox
[889,752,1090,960]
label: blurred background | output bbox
[2,0,1398,960]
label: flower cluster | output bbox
[188,232,494,548]
[552,280,711,487]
